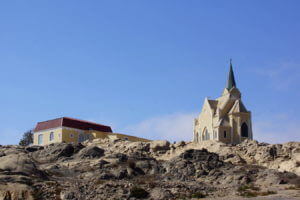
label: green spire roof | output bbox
[226,59,236,90]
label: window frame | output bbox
[38,134,43,145]
[49,132,54,141]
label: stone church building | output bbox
[193,61,253,144]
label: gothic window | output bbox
[224,131,227,138]
[202,128,209,141]
[241,123,249,137]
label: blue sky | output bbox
[0,1,300,144]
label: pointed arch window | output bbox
[241,123,249,137]
[202,128,209,141]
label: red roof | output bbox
[34,117,113,133]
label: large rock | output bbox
[0,183,34,200]
[0,154,39,176]
[0,139,299,200]
[150,140,170,152]
[77,146,104,159]
[32,143,84,162]
[164,149,224,180]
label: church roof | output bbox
[229,100,248,114]
[226,60,237,90]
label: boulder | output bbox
[25,146,44,152]
[77,146,104,159]
[150,188,172,200]
[164,149,224,180]
[32,143,84,162]
[0,184,34,200]
[150,140,170,152]
[174,141,186,148]
[0,154,39,176]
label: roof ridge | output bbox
[62,117,109,127]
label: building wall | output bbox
[61,127,85,143]
[218,127,232,144]
[239,113,253,141]
[33,127,63,145]
[34,126,150,145]
[89,130,110,140]
[196,101,214,141]
[231,116,240,144]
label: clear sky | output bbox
[1,1,300,144]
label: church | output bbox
[193,61,253,144]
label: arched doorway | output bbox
[241,123,248,137]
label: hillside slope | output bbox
[0,139,299,200]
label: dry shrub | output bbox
[129,187,149,199]
[127,159,136,169]
[192,192,206,198]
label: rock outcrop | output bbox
[0,139,299,200]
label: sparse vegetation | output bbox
[129,187,149,199]
[238,185,277,197]
[174,193,187,199]
[191,192,206,198]
[285,185,300,190]
[134,175,157,189]
[239,191,258,198]
[95,179,106,185]
[19,130,33,146]
[260,190,277,196]
[237,184,260,192]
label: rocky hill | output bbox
[0,139,299,200]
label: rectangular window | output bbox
[224,131,227,138]
[49,132,54,141]
[38,134,43,145]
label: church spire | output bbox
[226,59,236,90]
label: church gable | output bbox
[200,98,214,117]
[228,100,248,114]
